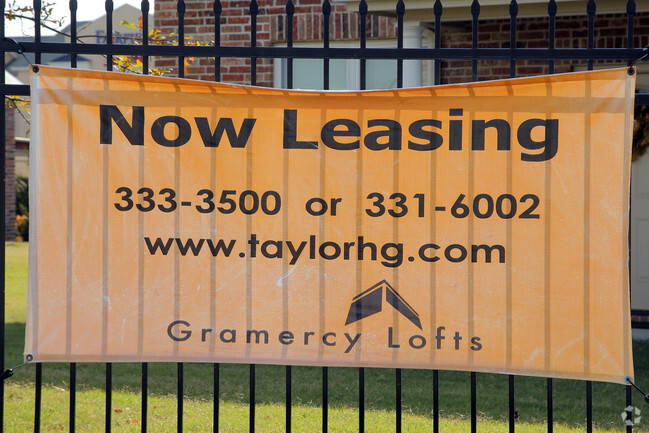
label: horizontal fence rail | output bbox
[1,1,648,432]
[1,42,648,62]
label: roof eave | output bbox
[334,0,647,22]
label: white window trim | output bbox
[273,39,400,90]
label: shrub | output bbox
[16,175,28,217]
[15,214,28,242]
[15,176,28,241]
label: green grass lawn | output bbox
[3,242,647,432]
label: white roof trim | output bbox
[335,0,647,22]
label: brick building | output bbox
[3,69,21,241]
[153,0,649,86]
[440,12,649,82]
[4,106,15,241]
[154,0,400,86]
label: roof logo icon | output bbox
[345,280,422,330]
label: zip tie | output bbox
[625,376,649,404]
[636,45,649,63]
[1,354,34,381]
[3,37,34,68]
[4,37,24,54]
[628,45,648,74]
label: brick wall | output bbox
[154,0,397,85]
[154,3,649,85]
[441,12,649,84]
[5,106,16,241]
[632,314,649,326]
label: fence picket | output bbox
[142,363,148,433]
[70,363,76,433]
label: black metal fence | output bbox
[1,1,648,432]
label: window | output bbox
[273,41,398,90]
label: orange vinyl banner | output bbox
[27,65,635,383]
